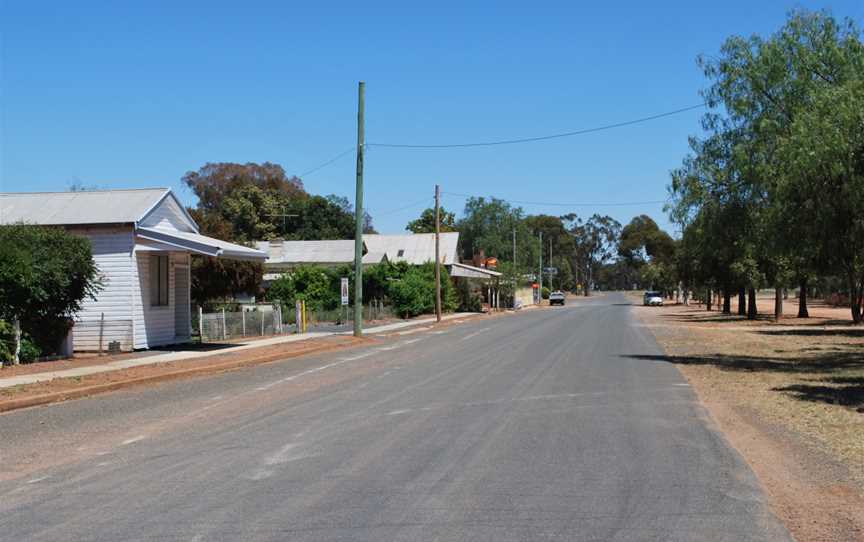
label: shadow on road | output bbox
[624,352,864,410]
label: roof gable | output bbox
[0,188,175,226]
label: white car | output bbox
[643,291,664,306]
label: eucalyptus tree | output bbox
[562,214,621,296]
[778,80,864,322]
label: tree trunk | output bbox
[12,317,21,366]
[747,288,757,320]
[774,287,783,321]
[706,288,712,311]
[683,289,689,306]
[722,288,731,314]
[851,274,863,324]
[738,288,746,316]
[797,279,809,318]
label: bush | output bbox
[0,225,100,357]
[542,287,551,299]
[18,336,40,363]
[388,263,457,318]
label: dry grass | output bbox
[632,293,864,486]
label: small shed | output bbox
[0,188,266,351]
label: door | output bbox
[174,264,190,341]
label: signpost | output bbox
[341,277,350,306]
[340,276,349,325]
[543,267,558,275]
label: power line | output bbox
[442,191,666,208]
[368,104,706,149]
[298,147,355,178]
[373,197,433,217]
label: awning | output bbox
[448,262,502,279]
[136,227,267,261]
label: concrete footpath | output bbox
[0,313,477,390]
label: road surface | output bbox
[0,293,789,541]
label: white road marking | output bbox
[387,409,412,416]
[26,476,48,484]
[264,443,300,465]
[460,328,490,341]
[402,338,422,345]
[121,435,146,446]
[376,345,399,351]
[341,351,374,361]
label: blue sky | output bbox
[2,1,863,234]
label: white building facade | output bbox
[0,188,266,351]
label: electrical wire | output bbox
[442,191,666,208]
[373,197,433,216]
[368,104,706,149]
[298,147,355,178]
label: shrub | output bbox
[542,287,551,299]
[0,225,101,357]
[388,263,457,318]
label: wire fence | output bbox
[194,300,396,342]
[198,305,285,343]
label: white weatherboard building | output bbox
[0,188,266,351]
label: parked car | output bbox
[549,291,566,306]
[643,291,664,306]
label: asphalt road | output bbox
[0,293,789,541]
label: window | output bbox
[397,249,405,257]
[149,255,169,306]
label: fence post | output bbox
[295,301,303,334]
[98,312,105,356]
[221,308,227,340]
[261,309,265,336]
[198,306,204,343]
[242,309,246,337]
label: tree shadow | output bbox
[625,353,864,410]
[623,352,864,373]
[758,328,864,338]
[772,378,864,409]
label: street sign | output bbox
[543,267,558,275]
[340,277,349,306]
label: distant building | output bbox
[0,188,266,351]
[255,239,387,282]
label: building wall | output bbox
[132,250,189,349]
[68,227,136,351]
[515,286,536,307]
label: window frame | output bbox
[150,254,170,307]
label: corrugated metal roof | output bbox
[257,239,359,264]
[364,232,459,265]
[0,188,171,226]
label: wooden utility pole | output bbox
[538,231,543,304]
[353,81,365,337]
[434,184,442,322]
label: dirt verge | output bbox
[632,295,864,541]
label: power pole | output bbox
[434,184,442,322]
[353,81,365,337]
[538,231,543,304]
[549,237,553,291]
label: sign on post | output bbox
[341,277,350,306]
[543,267,558,275]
